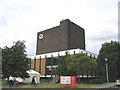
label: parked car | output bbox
[116,78,120,86]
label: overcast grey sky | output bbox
[0,0,119,56]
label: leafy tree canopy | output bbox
[56,53,97,76]
[98,40,120,82]
[2,40,30,79]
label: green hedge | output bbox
[89,79,104,84]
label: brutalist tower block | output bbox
[36,19,85,55]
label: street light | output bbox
[105,58,109,83]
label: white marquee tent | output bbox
[23,69,40,83]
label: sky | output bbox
[0,0,119,56]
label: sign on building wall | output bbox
[60,76,76,88]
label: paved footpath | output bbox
[94,83,116,88]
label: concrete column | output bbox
[34,57,36,70]
[29,58,31,69]
[51,55,53,78]
[45,55,47,77]
[39,56,41,73]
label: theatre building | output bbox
[28,19,98,80]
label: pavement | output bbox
[93,83,116,88]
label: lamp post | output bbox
[105,58,109,83]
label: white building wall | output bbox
[27,48,98,59]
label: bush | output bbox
[89,79,104,84]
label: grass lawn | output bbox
[21,83,60,88]
[21,83,101,88]
[2,79,115,88]
[2,79,9,86]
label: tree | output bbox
[56,53,97,78]
[66,54,97,75]
[55,54,69,76]
[66,53,97,83]
[98,40,120,82]
[2,40,30,79]
[0,47,2,77]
